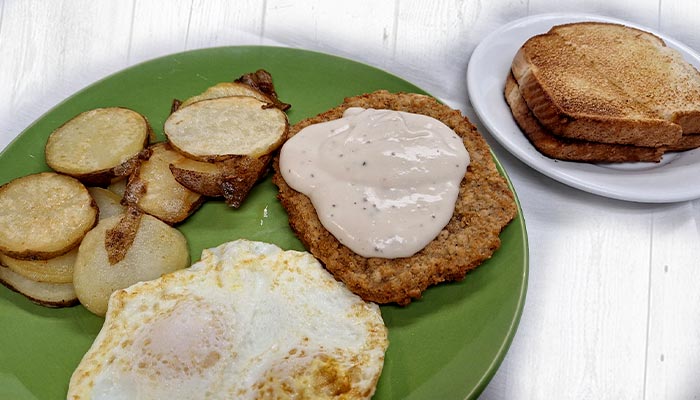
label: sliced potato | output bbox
[0,265,78,308]
[123,142,205,224]
[0,172,98,260]
[88,187,126,220]
[0,249,76,284]
[45,107,152,186]
[234,69,291,111]
[107,178,127,198]
[168,156,222,196]
[178,81,273,109]
[170,153,271,208]
[73,211,190,316]
[164,96,288,162]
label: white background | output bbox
[1,1,699,399]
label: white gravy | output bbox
[279,107,469,258]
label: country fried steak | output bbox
[272,90,517,305]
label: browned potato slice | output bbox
[167,156,222,196]
[107,178,127,198]
[88,187,125,220]
[123,142,205,224]
[0,249,76,284]
[170,154,271,208]
[45,107,152,186]
[234,69,291,111]
[73,211,189,316]
[0,265,78,308]
[164,96,288,162]
[178,82,273,109]
[0,172,98,260]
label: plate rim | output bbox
[466,202,529,400]
[467,12,700,203]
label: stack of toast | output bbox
[505,22,700,163]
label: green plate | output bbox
[0,46,528,400]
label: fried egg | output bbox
[68,239,388,399]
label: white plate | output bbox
[467,13,700,203]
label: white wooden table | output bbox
[1,1,699,399]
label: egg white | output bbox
[68,239,388,400]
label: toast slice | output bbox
[512,22,700,147]
[504,72,665,163]
[668,133,700,151]
[550,22,700,135]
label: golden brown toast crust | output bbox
[551,22,700,135]
[504,73,665,163]
[512,22,700,147]
[273,91,517,305]
[667,133,700,152]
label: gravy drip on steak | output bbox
[279,107,469,258]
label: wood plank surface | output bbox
[659,1,700,52]
[186,0,265,49]
[128,0,192,64]
[0,0,134,149]
[265,0,396,66]
[645,203,700,399]
[528,0,660,28]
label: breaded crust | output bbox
[504,73,665,163]
[272,91,517,305]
